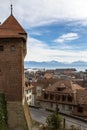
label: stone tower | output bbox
[0,6,27,101]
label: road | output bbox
[30,107,87,130]
[30,107,51,124]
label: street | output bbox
[30,107,87,130]
[30,107,51,124]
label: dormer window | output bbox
[0,45,4,51]
[57,88,63,91]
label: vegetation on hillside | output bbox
[0,93,7,130]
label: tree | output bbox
[46,113,62,130]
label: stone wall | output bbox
[7,102,28,130]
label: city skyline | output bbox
[1,0,87,63]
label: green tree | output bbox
[46,113,62,130]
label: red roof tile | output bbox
[0,15,27,39]
[46,79,84,93]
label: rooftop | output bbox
[0,13,27,40]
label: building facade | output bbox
[37,79,87,117]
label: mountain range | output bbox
[24,61,87,71]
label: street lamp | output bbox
[56,101,59,115]
[55,94,59,115]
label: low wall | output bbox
[23,97,32,130]
[7,101,28,130]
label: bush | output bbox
[46,113,62,130]
[0,93,7,130]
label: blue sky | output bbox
[1,0,87,62]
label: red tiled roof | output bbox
[0,15,27,39]
[46,79,84,93]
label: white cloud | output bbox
[54,33,79,43]
[29,31,42,36]
[1,0,87,27]
[25,36,87,62]
[1,0,87,63]
[25,36,50,61]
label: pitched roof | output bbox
[46,79,84,93]
[0,15,27,39]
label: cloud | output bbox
[25,36,50,61]
[54,33,79,43]
[1,0,87,63]
[29,31,42,36]
[1,0,87,27]
[25,36,87,62]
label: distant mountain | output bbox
[71,61,87,65]
[24,61,87,71]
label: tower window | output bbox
[0,46,4,51]
[11,45,16,51]
[0,69,2,75]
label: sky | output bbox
[1,0,87,63]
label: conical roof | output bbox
[0,15,27,39]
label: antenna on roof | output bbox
[11,4,13,15]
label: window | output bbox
[55,94,57,100]
[26,97,29,101]
[27,90,31,93]
[29,102,31,105]
[68,94,73,102]
[62,104,65,110]
[44,92,48,99]
[25,82,28,87]
[26,90,28,94]
[50,103,53,108]
[37,90,40,93]
[29,95,31,99]
[11,45,16,51]
[55,94,60,101]
[78,105,84,113]
[62,95,66,101]
[0,69,2,76]
[68,105,73,110]
[0,46,4,51]
[50,94,54,100]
